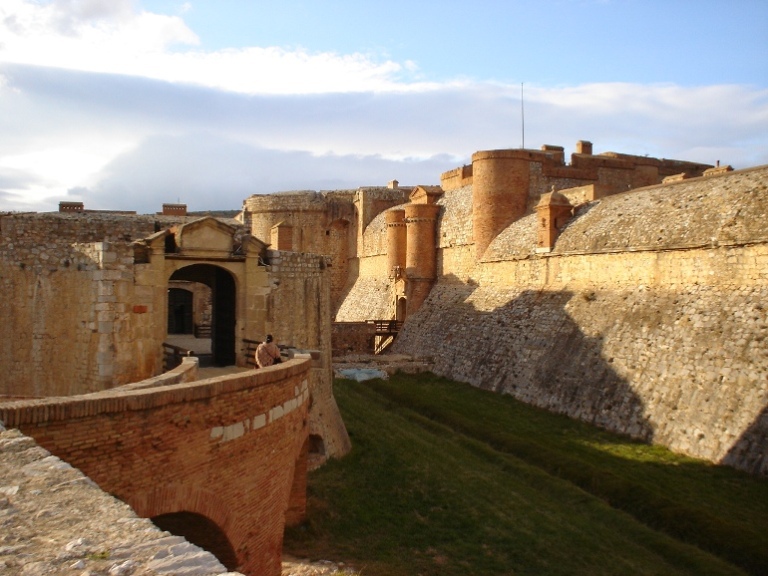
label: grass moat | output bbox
[284,373,768,576]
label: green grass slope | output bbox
[284,373,768,576]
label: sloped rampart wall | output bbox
[394,168,768,475]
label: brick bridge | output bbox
[0,357,311,576]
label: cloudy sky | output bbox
[1,0,767,214]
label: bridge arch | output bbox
[169,264,237,366]
[118,472,244,571]
[152,511,238,570]
[1,360,313,576]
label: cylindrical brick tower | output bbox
[385,209,407,278]
[472,150,532,259]
[404,203,440,315]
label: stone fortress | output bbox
[242,139,767,477]
[0,205,350,574]
[0,137,766,574]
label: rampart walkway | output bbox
[0,357,312,576]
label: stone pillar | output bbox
[404,203,440,315]
[385,209,407,279]
[471,150,531,260]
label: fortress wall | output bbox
[331,322,377,356]
[334,254,391,321]
[0,359,312,576]
[265,250,351,460]
[529,161,596,210]
[355,188,410,231]
[0,213,200,396]
[393,242,768,475]
[243,192,327,248]
[437,244,476,282]
[0,241,160,397]
[436,185,473,248]
[359,207,394,257]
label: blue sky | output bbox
[160,0,766,86]
[0,0,766,213]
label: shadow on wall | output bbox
[393,277,655,443]
[724,406,768,476]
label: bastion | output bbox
[243,140,767,476]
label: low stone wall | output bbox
[331,322,376,356]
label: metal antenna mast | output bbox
[521,82,525,149]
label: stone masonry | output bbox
[392,165,768,475]
[250,142,767,476]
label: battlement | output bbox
[441,140,712,194]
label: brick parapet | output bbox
[0,357,309,428]
[0,358,312,576]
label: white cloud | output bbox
[2,61,766,215]
[0,0,433,94]
[0,2,765,214]
[0,0,199,71]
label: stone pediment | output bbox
[175,217,237,258]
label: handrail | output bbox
[366,319,404,334]
[162,342,194,371]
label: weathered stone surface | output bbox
[386,165,768,475]
[0,426,240,576]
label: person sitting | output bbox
[255,334,282,368]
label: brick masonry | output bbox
[0,357,312,576]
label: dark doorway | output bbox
[212,267,236,366]
[396,297,407,322]
[151,511,238,571]
[167,288,194,334]
[169,264,236,366]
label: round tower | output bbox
[472,150,533,259]
[404,203,440,315]
[385,209,407,278]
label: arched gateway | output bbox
[169,264,237,366]
[135,216,270,370]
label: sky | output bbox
[0,0,767,214]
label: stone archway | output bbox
[151,511,238,571]
[169,264,237,366]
